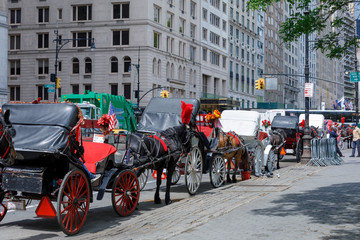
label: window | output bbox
[38,86,49,101]
[180,0,185,11]
[222,38,226,49]
[222,56,226,68]
[73,5,92,21]
[209,13,220,27]
[202,48,207,61]
[72,58,79,74]
[10,9,21,25]
[85,58,92,74]
[72,32,92,47]
[9,60,20,76]
[9,35,20,50]
[222,20,226,31]
[209,32,220,45]
[113,30,129,46]
[202,8,207,20]
[9,86,20,101]
[38,7,49,23]
[58,9,63,20]
[124,84,131,99]
[154,31,160,48]
[38,59,49,75]
[111,57,118,73]
[190,46,195,61]
[154,5,160,22]
[38,33,49,49]
[84,84,92,92]
[167,12,173,28]
[180,18,185,33]
[113,3,129,19]
[190,24,195,38]
[202,28,207,40]
[210,51,220,66]
[123,56,131,73]
[111,84,118,95]
[72,85,79,94]
[190,1,196,18]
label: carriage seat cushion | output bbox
[259,132,269,141]
[82,142,117,174]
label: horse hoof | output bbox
[154,198,162,204]
[232,178,237,183]
[226,177,232,183]
[165,200,173,205]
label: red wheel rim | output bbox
[112,171,139,217]
[0,202,7,222]
[58,170,89,235]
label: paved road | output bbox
[2,150,358,239]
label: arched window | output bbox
[189,69,193,84]
[182,66,186,82]
[171,63,174,80]
[193,70,197,85]
[178,66,182,81]
[72,58,79,74]
[166,62,170,79]
[85,57,92,74]
[111,57,118,73]
[123,56,131,73]
[158,59,161,76]
[152,58,156,75]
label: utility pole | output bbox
[354,34,359,125]
[301,6,312,164]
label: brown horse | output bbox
[340,126,353,149]
[217,130,250,183]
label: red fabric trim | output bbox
[258,132,269,141]
[149,135,168,152]
[198,126,213,138]
[227,132,240,145]
[1,146,10,159]
[83,142,117,174]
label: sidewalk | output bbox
[169,148,360,240]
[78,149,359,240]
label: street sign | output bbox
[350,72,360,82]
[47,88,55,93]
[304,83,314,97]
[45,84,55,88]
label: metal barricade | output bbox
[306,138,343,166]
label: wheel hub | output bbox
[125,190,131,197]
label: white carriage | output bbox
[220,110,278,176]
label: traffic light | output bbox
[160,90,169,98]
[50,73,56,82]
[255,79,261,89]
[259,78,265,89]
[56,77,61,88]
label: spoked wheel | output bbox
[253,145,263,177]
[266,150,276,174]
[0,189,7,223]
[57,169,90,235]
[112,170,140,217]
[137,169,149,191]
[170,164,181,185]
[185,147,203,195]
[210,155,226,188]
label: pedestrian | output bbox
[350,123,360,157]
[330,127,343,157]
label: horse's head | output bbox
[0,110,17,166]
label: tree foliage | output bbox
[247,0,358,59]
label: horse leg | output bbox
[165,159,176,205]
[277,151,280,170]
[232,153,239,183]
[226,156,232,183]
[154,164,164,204]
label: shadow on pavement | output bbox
[251,182,360,239]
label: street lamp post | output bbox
[354,35,359,125]
[301,7,312,164]
[53,23,95,101]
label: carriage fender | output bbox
[263,145,273,166]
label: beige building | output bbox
[7,0,206,108]
[0,0,8,104]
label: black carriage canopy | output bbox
[2,103,80,155]
[271,115,299,129]
[137,97,200,132]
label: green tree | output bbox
[247,0,358,59]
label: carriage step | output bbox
[6,200,26,211]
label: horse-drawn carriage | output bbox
[271,115,302,163]
[0,103,146,235]
[220,110,285,176]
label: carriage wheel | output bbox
[266,150,276,174]
[137,169,149,191]
[170,164,181,185]
[112,170,139,217]
[185,147,203,195]
[210,155,226,188]
[253,145,263,177]
[57,169,90,235]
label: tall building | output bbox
[200,0,228,100]
[255,9,265,104]
[228,0,258,109]
[0,1,8,104]
[263,2,284,107]
[7,0,203,108]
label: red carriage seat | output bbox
[82,142,116,174]
[258,132,269,141]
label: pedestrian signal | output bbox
[160,90,169,98]
[56,77,61,88]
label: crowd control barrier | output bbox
[306,138,344,166]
